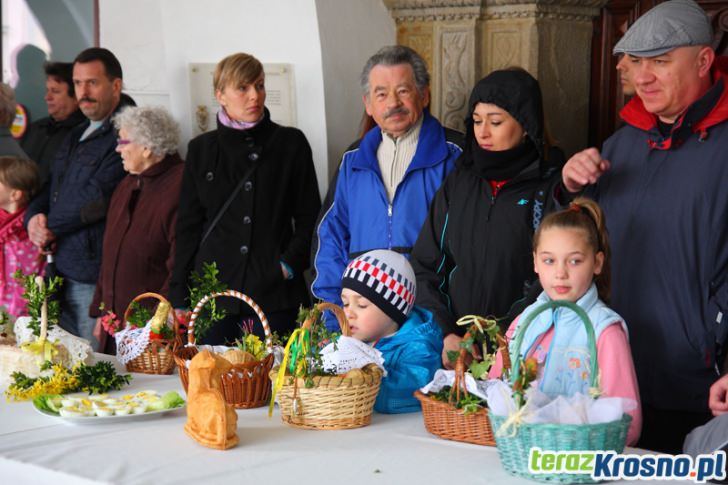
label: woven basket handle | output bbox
[187,290,272,352]
[451,319,510,403]
[122,292,178,337]
[509,300,598,390]
[300,302,350,337]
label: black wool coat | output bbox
[169,110,321,317]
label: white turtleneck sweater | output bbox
[376,116,423,202]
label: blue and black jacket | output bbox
[310,110,462,330]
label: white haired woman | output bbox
[90,105,183,353]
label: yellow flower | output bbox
[242,334,266,360]
[5,364,78,401]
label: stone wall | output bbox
[385,0,608,156]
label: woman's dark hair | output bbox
[44,61,75,97]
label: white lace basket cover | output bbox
[115,323,153,365]
[320,336,387,376]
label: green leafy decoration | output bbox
[430,316,504,410]
[14,270,63,337]
[290,306,340,381]
[430,385,486,415]
[126,301,153,328]
[73,361,132,394]
[469,358,494,380]
[8,361,132,397]
[186,262,228,341]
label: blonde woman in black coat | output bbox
[170,53,321,344]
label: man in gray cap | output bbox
[560,0,728,453]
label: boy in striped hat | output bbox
[341,249,442,413]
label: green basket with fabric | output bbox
[490,300,632,484]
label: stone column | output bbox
[384,0,608,156]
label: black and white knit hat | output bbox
[341,249,416,325]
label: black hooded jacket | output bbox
[410,70,563,336]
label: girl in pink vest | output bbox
[490,198,641,445]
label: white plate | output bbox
[32,394,186,425]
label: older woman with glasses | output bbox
[90,105,183,353]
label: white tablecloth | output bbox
[0,356,688,485]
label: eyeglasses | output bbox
[116,138,132,145]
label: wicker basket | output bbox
[122,293,181,375]
[415,318,511,446]
[491,300,631,484]
[270,302,383,430]
[173,290,274,409]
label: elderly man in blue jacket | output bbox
[560,0,728,453]
[25,48,131,349]
[311,45,462,330]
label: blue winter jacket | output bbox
[25,100,131,283]
[373,306,443,414]
[580,59,728,413]
[311,111,462,330]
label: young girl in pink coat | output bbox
[490,197,641,445]
[0,156,43,316]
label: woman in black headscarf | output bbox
[410,68,564,367]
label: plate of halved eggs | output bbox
[32,390,185,423]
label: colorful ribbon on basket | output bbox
[269,327,309,417]
[497,406,530,438]
[20,337,59,361]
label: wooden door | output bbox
[589,0,728,147]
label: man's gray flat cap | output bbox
[613,0,713,57]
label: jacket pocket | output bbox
[245,250,283,295]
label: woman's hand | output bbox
[92,318,107,351]
[442,334,463,369]
[442,332,483,369]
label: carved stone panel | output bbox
[387,0,607,152]
[396,21,437,116]
[436,24,476,131]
